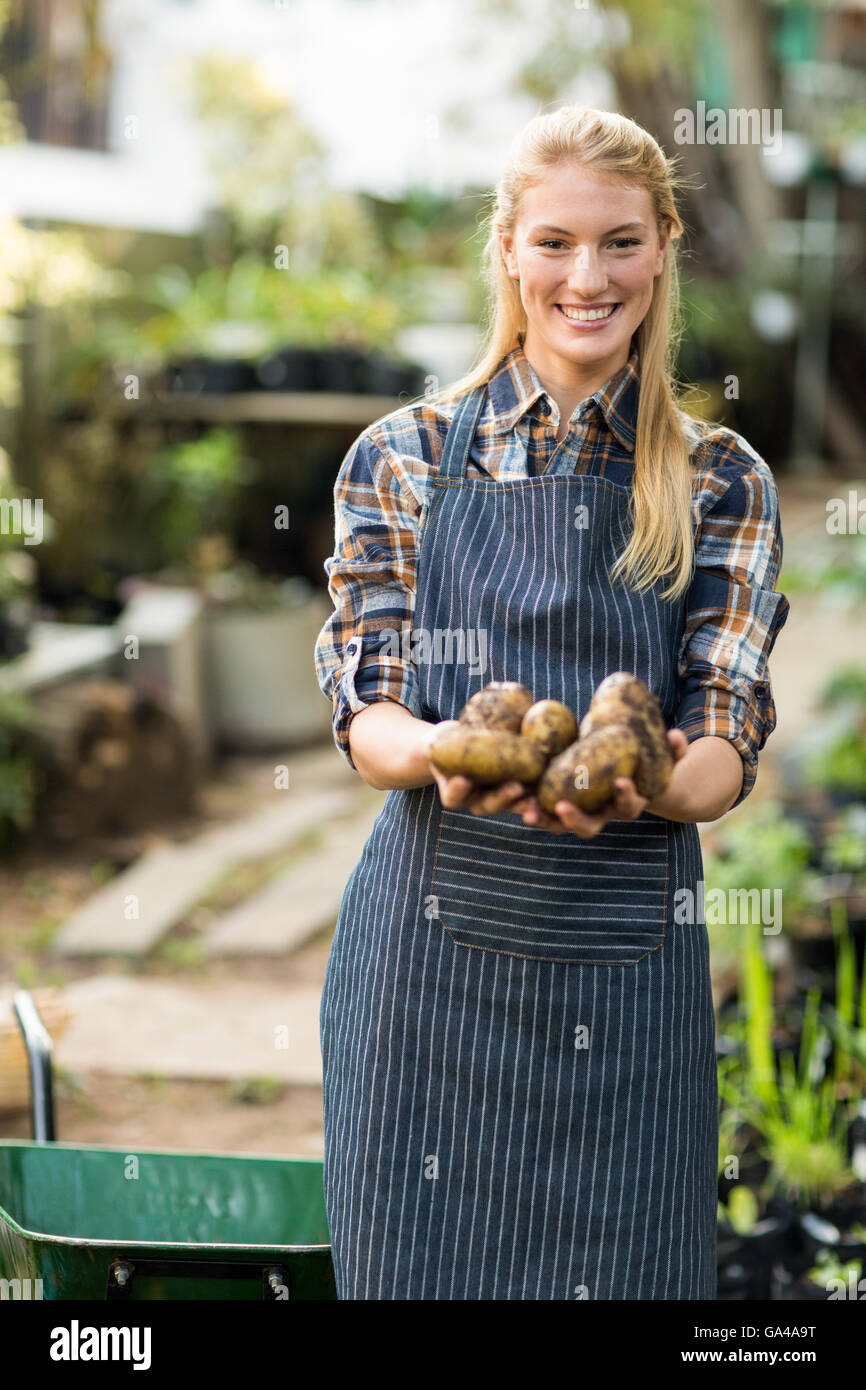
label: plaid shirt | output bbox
[314,339,790,808]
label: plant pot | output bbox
[312,346,368,393]
[788,927,839,976]
[203,593,334,751]
[770,1262,838,1300]
[254,346,320,392]
[717,1214,798,1300]
[162,356,258,394]
[361,354,427,396]
[799,1208,866,1265]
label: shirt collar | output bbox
[486,337,641,454]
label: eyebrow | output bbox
[529,221,647,236]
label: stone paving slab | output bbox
[51,841,229,957]
[192,787,357,860]
[203,811,379,955]
[52,786,362,956]
[54,974,323,1084]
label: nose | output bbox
[566,246,608,297]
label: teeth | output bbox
[560,304,617,322]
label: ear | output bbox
[499,231,520,281]
[654,219,671,276]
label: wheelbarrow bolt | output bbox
[112,1262,132,1287]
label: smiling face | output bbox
[499,163,670,385]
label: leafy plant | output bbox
[718,1183,760,1236]
[818,665,866,714]
[719,925,857,1210]
[142,429,249,569]
[802,725,866,797]
[822,805,866,875]
[780,535,866,610]
[131,258,401,367]
[704,797,819,926]
[824,899,866,1085]
[805,1250,862,1289]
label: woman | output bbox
[314,105,789,1300]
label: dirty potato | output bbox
[429,724,546,785]
[537,724,641,814]
[459,681,535,732]
[520,699,578,758]
[579,672,673,800]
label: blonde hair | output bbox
[423,105,702,602]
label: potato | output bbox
[579,672,673,801]
[459,681,534,732]
[537,724,641,814]
[430,724,547,784]
[520,699,578,757]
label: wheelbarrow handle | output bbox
[12,990,57,1142]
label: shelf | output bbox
[111,391,406,426]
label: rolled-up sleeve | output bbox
[313,428,422,771]
[675,444,790,808]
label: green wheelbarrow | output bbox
[0,990,337,1300]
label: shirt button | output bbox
[538,399,550,416]
[754,682,769,698]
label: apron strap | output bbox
[438,384,488,481]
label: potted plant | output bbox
[133,259,290,394]
[717,1182,798,1300]
[718,925,866,1287]
[199,561,333,750]
[771,1250,863,1301]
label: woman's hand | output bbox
[423,720,531,816]
[509,728,690,838]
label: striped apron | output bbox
[320,384,718,1299]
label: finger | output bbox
[524,807,569,833]
[552,800,607,838]
[466,781,526,816]
[667,728,688,762]
[439,773,474,808]
[612,777,646,820]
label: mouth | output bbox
[555,302,622,329]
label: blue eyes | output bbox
[538,238,640,250]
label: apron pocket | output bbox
[429,810,670,965]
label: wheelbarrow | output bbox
[0,990,336,1300]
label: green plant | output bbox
[719,925,857,1210]
[823,805,866,875]
[818,665,866,714]
[134,259,400,365]
[225,1077,284,1106]
[703,797,818,926]
[144,428,248,569]
[823,896,866,1084]
[779,531,866,606]
[155,938,208,970]
[804,1250,862,1289]
[718,1183,760,1236]
[718,1065,743,1181]
[802,725,866,797]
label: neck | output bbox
[520,332,631,424]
